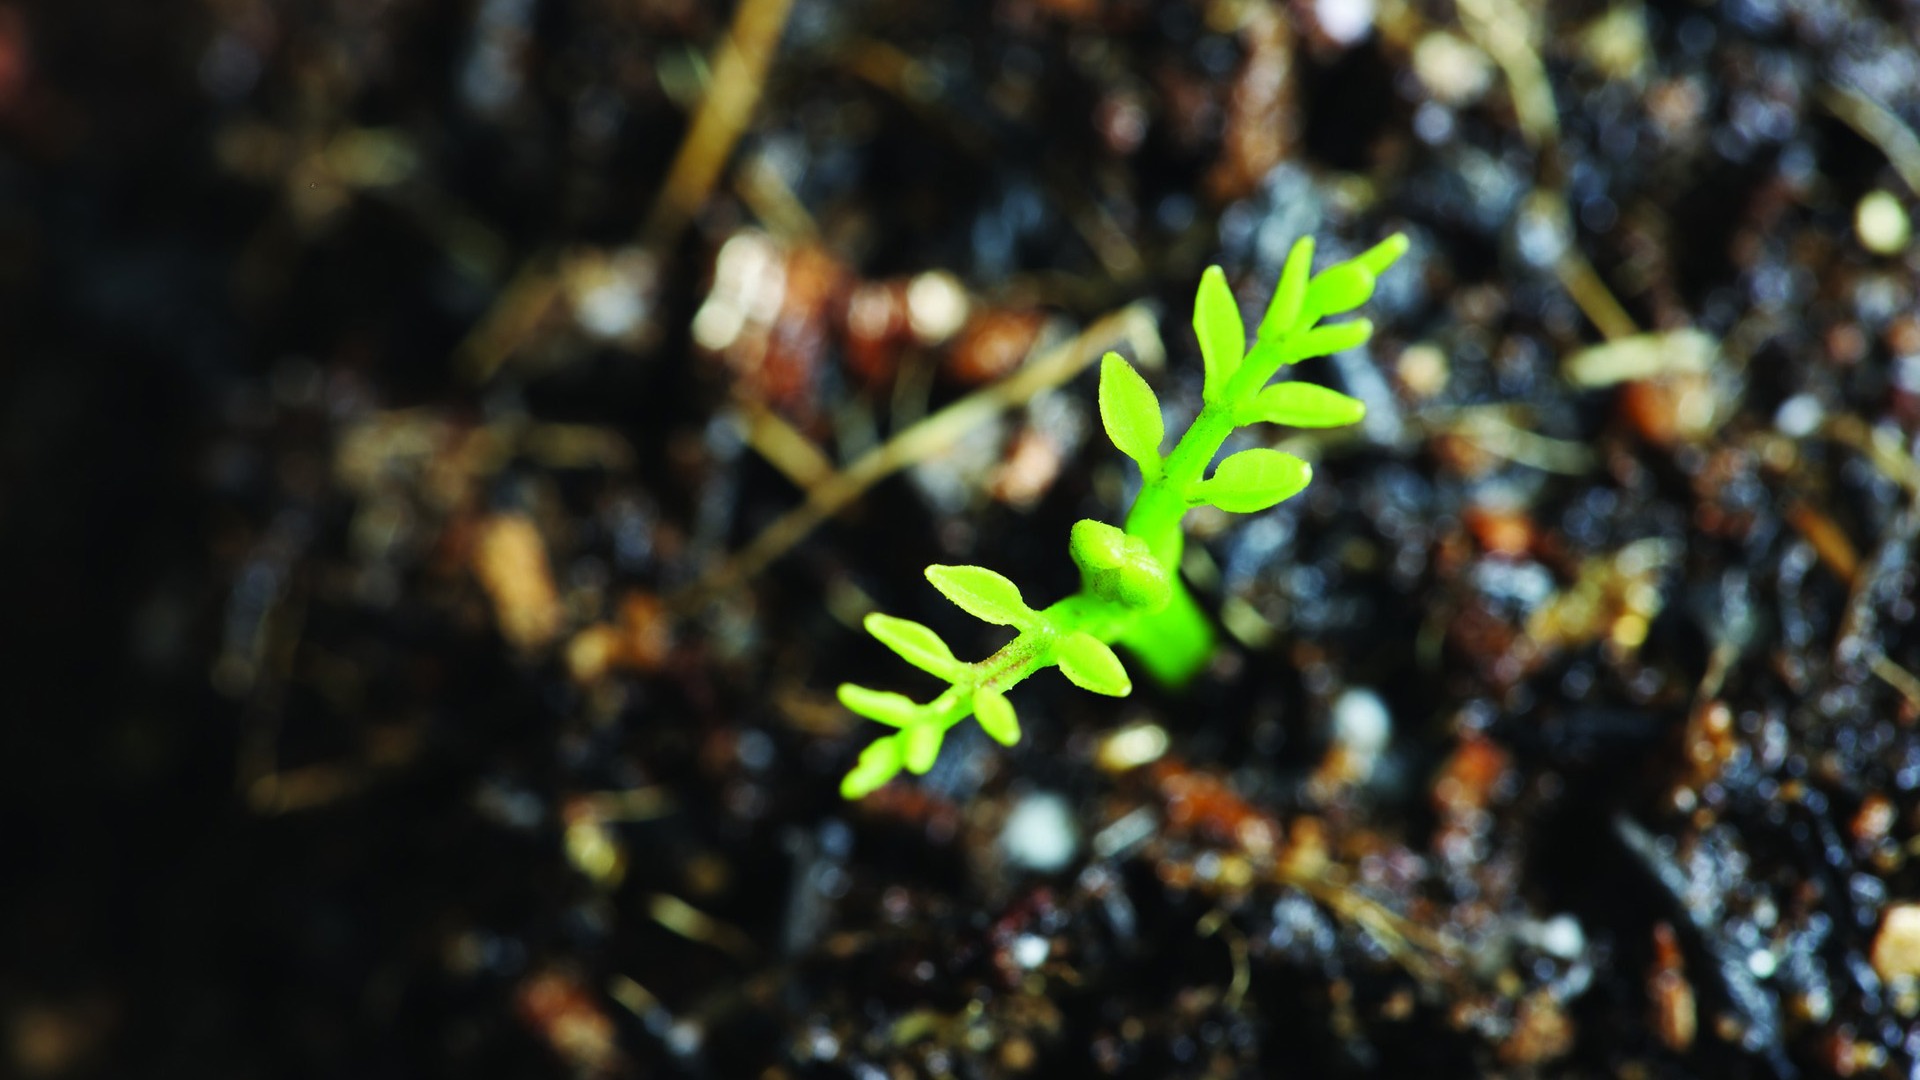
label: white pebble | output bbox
[1773,393,1823,438]
[1856,190,1912,256]
[1332,687,1392,759]
[907,270,970,344]
[1316,0,1375,45]
[1536,914,1585,959]
[1001,792,1079,873]
[1012,933,1050,969]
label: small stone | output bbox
[1773,393,1823,438]
[1314,0,1375,45]
[1536,915,1585,960]
[1396,342,1449,399]
[907,270,969,344]
[1412,33,1493,106]
[1856,190,1912,256]
[1001,792,1080,872]
[1873,904,1920,980]
[1011,933,1050,969]
[1332,687,1391,759]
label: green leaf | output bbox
[972,688,1021,746]
[1282,319,1372,364]
[1106,549,1171,611]
[841,735,903,799]
[1068,518,1128,571]
[925,565,1035,627]
[1098,352,1164,476]
[1194,266,1245,403]
[1240,382,1366,428]
[903,722,943,774]
[1304,263,1376,318]
[1258,237,1314,340]
[1069,519,1170,612]
[1354,232,1410,278]
[1193,448,1312,513]
[1110,559,1171,612]
[837,683,922,727]
[1056,631,1131,696]
[864,613,962,679]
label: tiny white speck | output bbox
[1316,0,1375,45]
[1537,915,1585,960]
[1012,933,1050,969]
[1773,393,1822,439]
[1856,190,1911,256]
[577,280,643,339]
[907,271,969,344]
[666,1020,703,1056]
[1001,792,1079,872]
[1332,687,1392,758]
[1896,355,1920,396]
[691,297,744,351]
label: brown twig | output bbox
[643,0,800,249]
[456,0,798,384]
[669,305,1160,613]
[1821,84,1920,197]
[1454,0,1639,343]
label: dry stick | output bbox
[1821,84,1920,197]
[1289,872,1455,987]
[1871,653,1920,714]
[1823,416,1920,502]
[669,305,1158,614]
[456,253,563,384]
[647,893,757,960]
[734,155,818,242]
[456,0,798,384]
[843,38,1147,290]
[1454,0,1557,148]
[1821,414,1920,716]
[1432,405,1598,474]
[1551,216,1640,342]
[739,398,838,490]
[1196,908,1253,1009]
[1455,0,1638,343]
[643,0,799,248]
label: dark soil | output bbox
[8,0,1920,1076]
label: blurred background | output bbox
[5,0,1920,1076]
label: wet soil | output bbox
[7,0,1920,1077]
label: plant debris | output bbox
[12,0,1920,1077]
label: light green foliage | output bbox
[841,737,903,800]
[1056,632,1131,696]
[924,565,1035,627]
[1194,265,1245,403]
[1192,448,1312,513]
[1259,237,1313,340]
[1098,352,1164,477]
[837,684,920,727]
[836,234,1409,798]
[972,688,1020,746]
[903,723,943,774]
[1240,382,1366,428]
[1068,520,1170,611]
[1304,262,1375,318]
[863,613,963,679]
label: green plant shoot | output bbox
[838,234,1410,798]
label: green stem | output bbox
[1111,325,1307,686]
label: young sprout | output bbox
[837,234,1410,798]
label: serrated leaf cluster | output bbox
[837,233,1410,798]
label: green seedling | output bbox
[839,234,1410,799]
